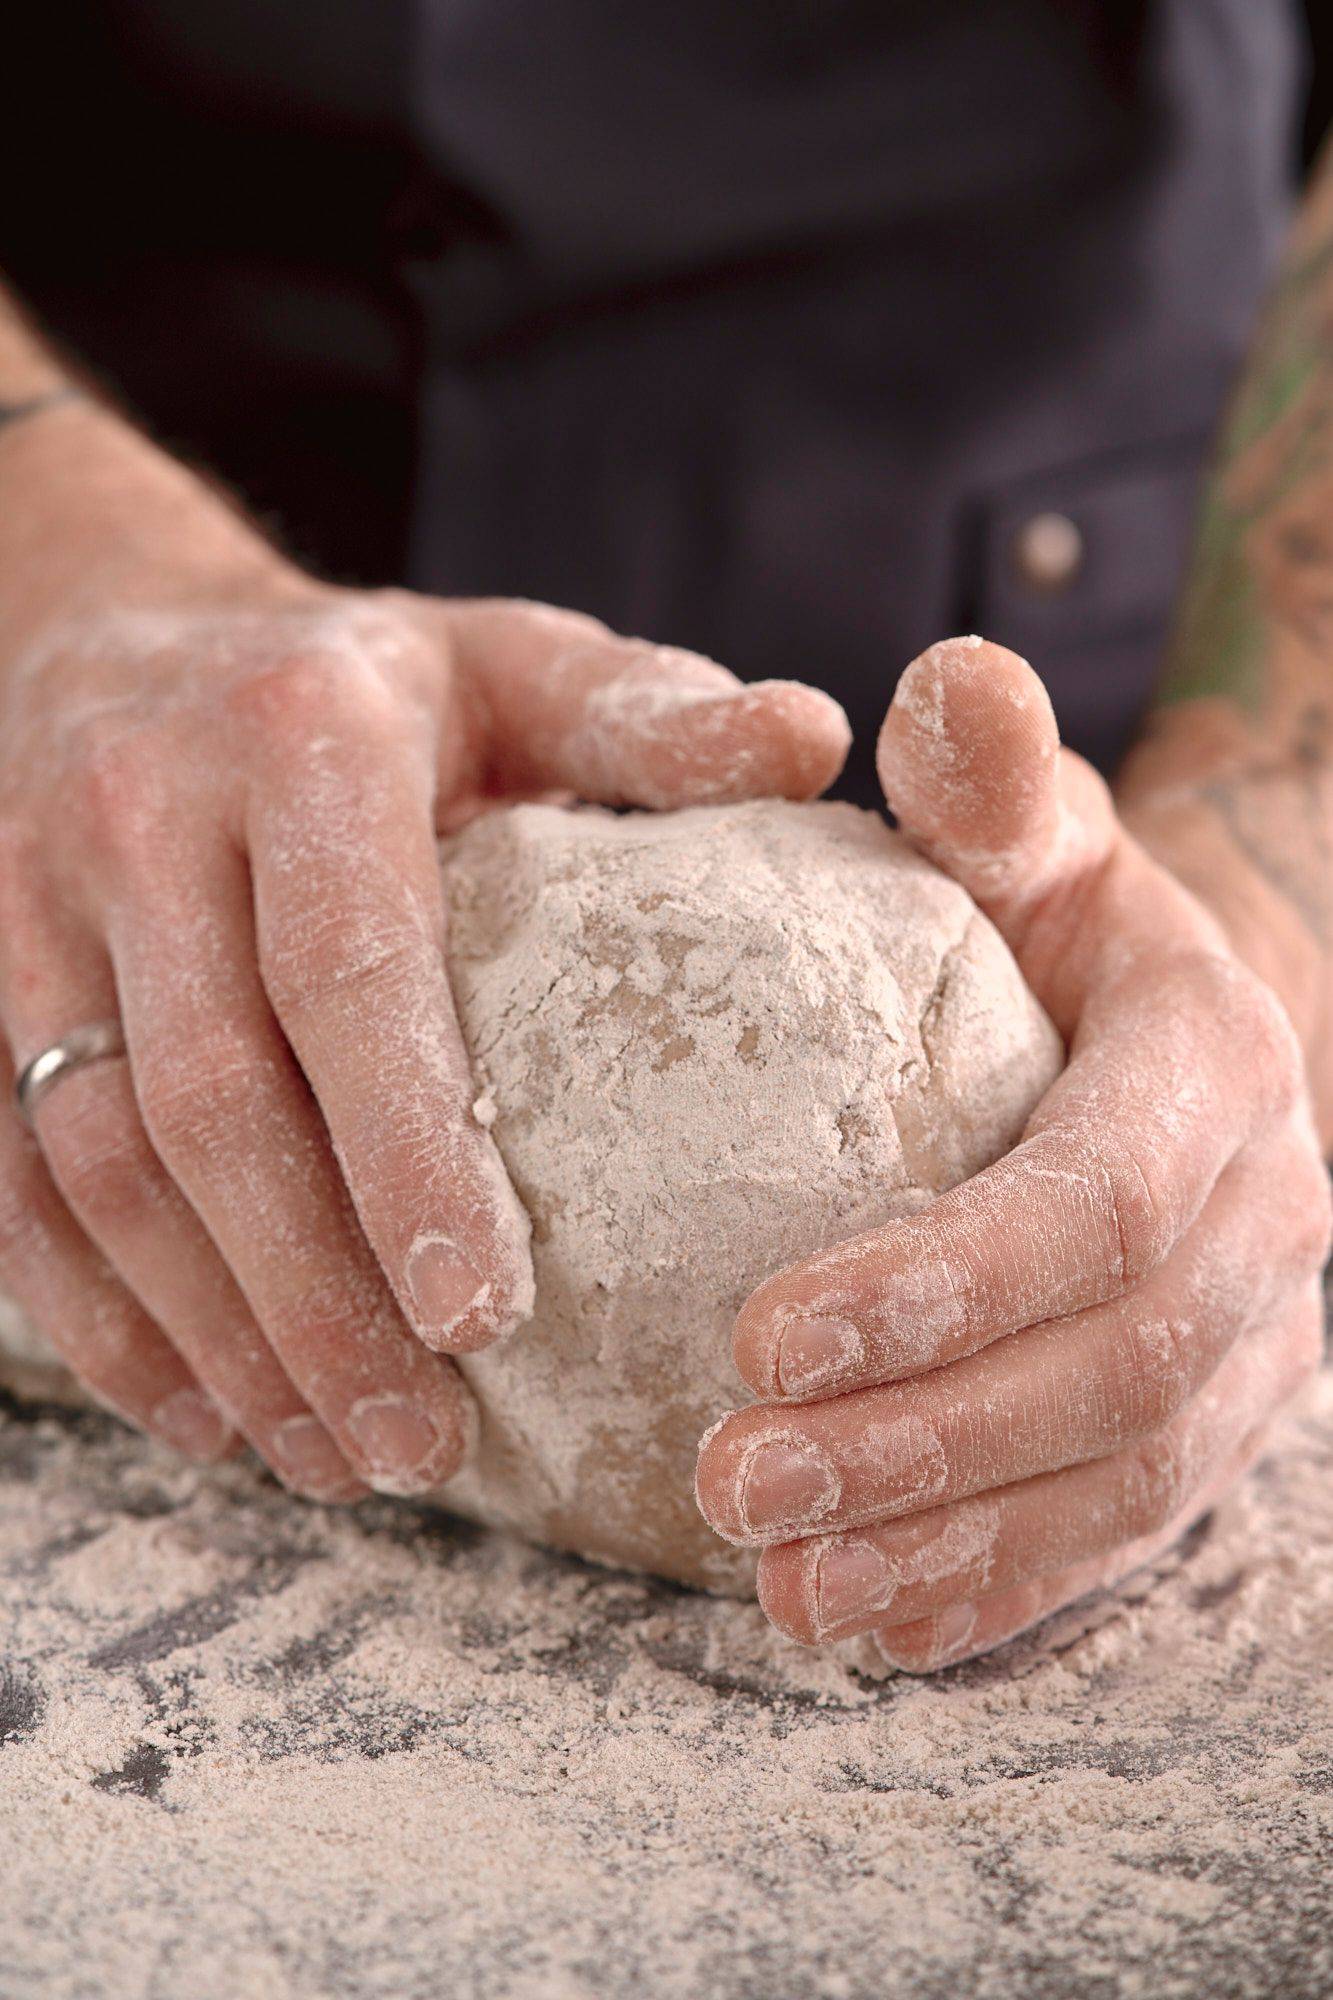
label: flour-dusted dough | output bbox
[0,800,1062,1594]
[436,799,1061,1591]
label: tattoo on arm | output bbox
[1197,704,1333,948]
[1134,145,1333,974]
[1159,220,1333,710]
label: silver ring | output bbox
[13,1020,127,1128]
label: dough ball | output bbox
[438,800,1062,1592]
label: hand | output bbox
[696,638,1330,1669]
[0,568,849,1499]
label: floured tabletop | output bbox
[2,1361,1331,2000]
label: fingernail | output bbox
[151,1386,233,1463]
[270,1414,361,1502]
[776,1316,864,1395]
[346,1394,450,1495]
[406,1235,487,1342]
[816,1538,899,1632]
[740,1437,840,1534]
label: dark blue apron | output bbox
[7,2,1305,797]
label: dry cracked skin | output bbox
[0,798,1061,1590]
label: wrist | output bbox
[0,396,310,670]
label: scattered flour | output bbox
[0,1361,1330,2000]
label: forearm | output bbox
[1117,148,1333,1141]
[0,281,302,670]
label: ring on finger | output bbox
[13,1019,127,1128]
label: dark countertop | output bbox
[2,1365,1331,2000]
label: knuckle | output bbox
[70,726,173,878]
[1125,1315,1197,1432]
[138,1040,269,1167]
[1178,947,1251,1012]
[139,1088,217,1170]
[288,1272,361,1331]
[1093,1139,1168,1286]
[277,1278,390,1385]
[226,651,399,745]
[75,722,162,819]
[261,915,431,1024]
[1196,954,1303,1109]
[1129,1429,1190,1533]
[1031,1123,1170,1291]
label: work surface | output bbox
[3,1365,1331,2000]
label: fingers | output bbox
[427,595,852,808]
[731,944,1306,1400]
[877,637,1085,919]
[0,885,374,1496]
[753,1285,1322,1647]
[875,637,1226,1021]
[35,1059,370,1499]
[700,1119,1329,1546]
[2,692,479,1498]
[871,1412,1285,1673]
[237,666,534,1353]
[871,1516,1205,1674]
[98,820,480,1495]
[0,1022,234,1461]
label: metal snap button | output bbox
[1012,511,1085,594]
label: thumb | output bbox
[876,635,1118,937]
[431,596,851,809]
